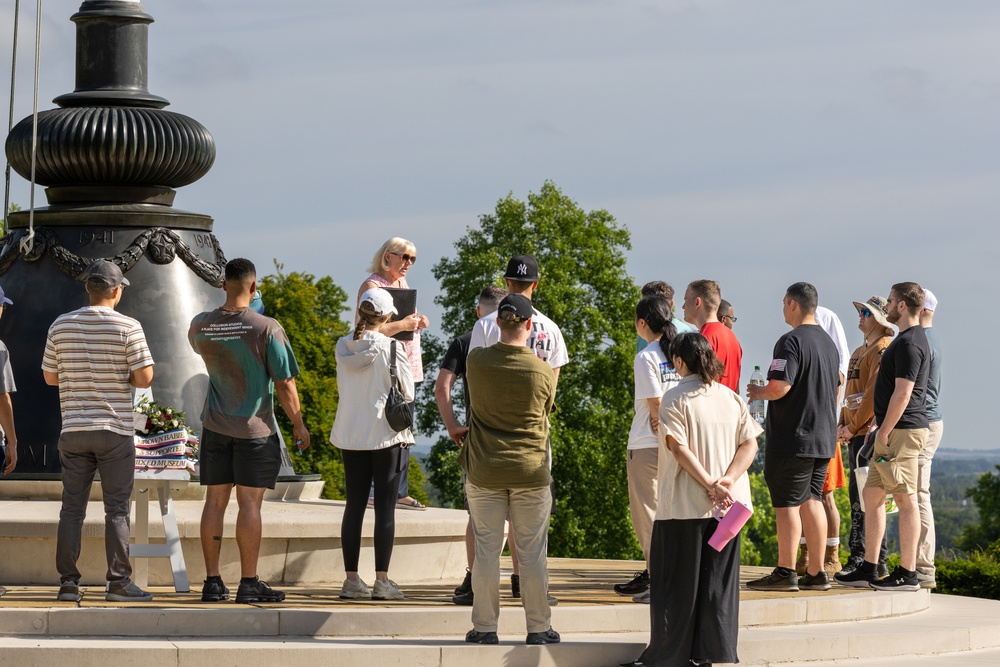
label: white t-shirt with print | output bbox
[468,307,569,369]
[628,342,680,450]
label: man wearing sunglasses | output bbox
[834,296,894,583]
[719,299,737,330]
[838,283,930,591]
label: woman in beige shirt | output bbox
[624,332,761,667]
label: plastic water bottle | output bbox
[750,366,766,424]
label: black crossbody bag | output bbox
[385,341,413,432]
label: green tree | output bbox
[258,263,351,499]
[955,465,1000,553]
[425,180,641,558]
[1,203,20,235]
[742,472,778,565]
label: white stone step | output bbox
[0,633,648,667]
[737,593,1000,664]
[0,587,929,639]
[0,593,997,667]
[775,647,1000,667]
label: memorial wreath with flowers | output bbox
[133,397,198,476]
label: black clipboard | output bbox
[383,287,417,341]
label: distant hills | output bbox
[936,448,1000,462]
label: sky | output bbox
[3,1,998,451]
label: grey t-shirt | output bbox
[0,341,15,395]
[924,327,943,422]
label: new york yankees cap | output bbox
[503,254,539,282]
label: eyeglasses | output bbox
[859,308,872,318]
[389,252,416,264]
[721,314,737,323]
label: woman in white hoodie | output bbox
[330,288,415,601]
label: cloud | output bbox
[162,46,252,86]
[873,66,932,108]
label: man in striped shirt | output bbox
[42,260,154,603]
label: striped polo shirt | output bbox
[42,306,154,436]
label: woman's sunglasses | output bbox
[389,252,416,264]
[860,308,872,318]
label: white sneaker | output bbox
[632,589,650,604]
[372,579,404,600]
[339,577,372,600]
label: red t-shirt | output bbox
[700,321,743,392]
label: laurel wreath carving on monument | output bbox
[0,227,227,287]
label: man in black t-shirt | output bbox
[837,282,930,592]
[435,285,507,604]
[746,282,840,592]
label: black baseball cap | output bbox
[497,294,533,323]
[503,254,539,282]
[84,260,130,288]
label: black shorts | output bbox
[199,428,282,489]
[763,453,829,508]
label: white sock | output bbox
[827,538,840,547]
[799,537,807,545]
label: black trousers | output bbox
[847,435,888,564]
[638,518,741,667]
[342,445,403,572]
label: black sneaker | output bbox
[466,629,499,644]
[452,589,474,605]
[837,556,864,577]
[613,569,650,596]
[877,560,890,579]
[201,576,230,602]
[746,568,798,592]
[525,628,561,645]
[455,569,472,595]
[507,574,558,604]
[799,571,831,591]
[235,576,285,603]
[57,582,82,602]
[834,564,879,588]
[871,567,920,592]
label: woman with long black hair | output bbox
[624,333,761,667]
[615,295,680,602]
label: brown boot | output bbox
[795,543,809,576]
[824,545,841,579]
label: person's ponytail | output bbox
[668,332,725,384]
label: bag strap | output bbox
[389,340,399,388]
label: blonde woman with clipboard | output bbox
[357,237,430,510]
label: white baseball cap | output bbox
[360,288,398,316]
[923,288,938,312]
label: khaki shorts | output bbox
[865,427,928,495]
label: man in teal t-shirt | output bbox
[188,258,310,604]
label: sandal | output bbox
[396,498,427,510]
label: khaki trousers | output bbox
[916,420,943,578]
[627,447,658,568]
[466,482,551,633]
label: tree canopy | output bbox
[425,180,641,558]
[955,465,1000,553]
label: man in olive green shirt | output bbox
[460,294,559,646]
